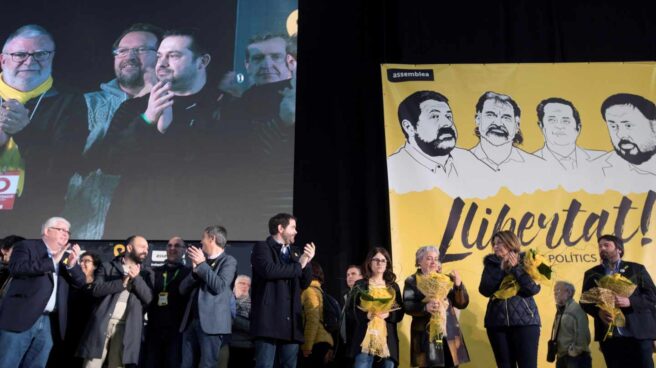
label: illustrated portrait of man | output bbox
[470,91,552,194]
[593,93,656,193]
[387,90,495,196]
[533,97,605,170]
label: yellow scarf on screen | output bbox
[0,74,53,196]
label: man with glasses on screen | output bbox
[0,217,85,367]
[0,25,86,236]
[64,23,164,240]
[94,28,227,238]
[84,23,163,153]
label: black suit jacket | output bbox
[0,239,86,339]
[250,236,312,343]
[581,260,656,341]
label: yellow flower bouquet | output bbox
[580,272,636,340]
[493,249,552,300]
[357,284,398,358]
[416,271,453,345]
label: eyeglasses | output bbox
[167,243,184,248]
[80,259,95,264]
[3,51,54,62]
[49,227,71,235]
[371,258,387,264]
[112,47,157,58]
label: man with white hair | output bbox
[551,280,591,367]
[0,24,86,236]
[0,216,85,367]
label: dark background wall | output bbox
[293,0,656,296]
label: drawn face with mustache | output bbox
[604,104,656,165]
[404,99,457,157]
[476,99,519,146]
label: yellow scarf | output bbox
[0,74,53,196]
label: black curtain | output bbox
[294,0,656,295]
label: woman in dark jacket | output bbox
[479,231,541,368]
[403,246,470,367]
[347,247,404,368]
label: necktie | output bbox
[281,246,290,263]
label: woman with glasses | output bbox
[403,246,470,368]
[346,247,404,368]
[479,231,541,368]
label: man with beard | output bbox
[94,28,225,238]
[0,25,86,237]
[387,90,495,196]
[143,236,190,368]
[64,24,163,240]
[594,93,656,193]
[580,235,656,368]
[251,213,315,368]
[77,235,154,368]
[83,23,162,153]
[471,91,551,194]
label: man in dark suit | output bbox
[179,225,237,368]
[0,216,85,367]
[143,236,191,368]
[581,234,656,368]
[250,213,315,368]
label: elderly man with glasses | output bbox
[0,24,86,237]
[0,216,86,367]
[143,236,191,368]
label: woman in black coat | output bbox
[346,247,404,368]
[479,231,541,368]
[403,246,470,367]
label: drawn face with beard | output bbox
[404,99,457,157]
[476,99,519,146]
[604,104,656,165]
[113,31,158,90]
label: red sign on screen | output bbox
[0,171,20,210]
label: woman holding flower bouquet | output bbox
[346,247,404,368]
[479,231,542,368]
[403,246,470,368]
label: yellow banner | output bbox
[381,63,656,368]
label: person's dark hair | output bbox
[81,251,102,268]
[125,235,138,247]
[601,93,656,123]
[536,97,582,131]
[163,28,209,58]
[310,260,325,284]
[245,33,289,60]
[474,91,523,144]
[362,247,396,285]
[397,90,450,139]
[268,213,296,235]
[204,225,228,248]
[111,23,163,51]
[346,264,363,274]
[598,234,624,257]
[0,235,25,250]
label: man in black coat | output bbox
[581,234,656,368]
[0,217,85,367]
[77,235,154,367]
[250,213,315,368]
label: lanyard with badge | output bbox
[158,268,180,307]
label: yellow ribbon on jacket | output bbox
[0,74,53,196]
